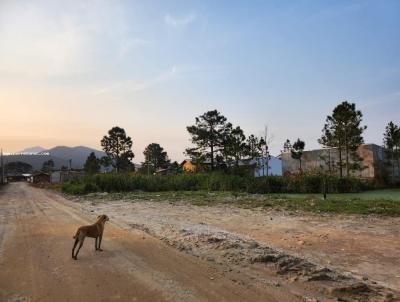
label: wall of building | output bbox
[281,144,386,178]
[253,156,282,177]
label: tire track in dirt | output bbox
[68,192,400,302]
[0,183,299,302]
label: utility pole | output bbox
[147,154,150,176]
[263,125,273,177]
[1,149,4,184]
[264,126,269,177]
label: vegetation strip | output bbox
[73,189,400,216]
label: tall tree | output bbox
[290,138,305,171]
[143,143,170,173]
[184,147,204,164]
[224,125,247,167]
[84,152,101,174]
[118,153,136,172]
[101,126,134,172]
[383,121,400,178]
[246,134,266,159]
[244,128,272,176]
[186,110,228,170]
[261,126,273,176]
[41,159,54,173]
[319,101,366,177]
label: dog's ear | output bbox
[97,215,101,219]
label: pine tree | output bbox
[291,138,305,171]
[224,126,247,167]
[186,110,228,170]
[143,143,170,173]
[101,126,134,172]
[246,135,266,159]
[383,121,400,179]
[42,159,54,173]
[84,152,100,174]
[319,101,366,177]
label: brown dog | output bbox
[72,214,109,260]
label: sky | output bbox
[0,0,399,162]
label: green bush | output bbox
[61,183,86,195]
[61,172,376,195]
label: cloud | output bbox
[118,38,152,57]
[0,3,88,77]
[92,66,178,95]
[0,1,149,78]
[164,13,196,28]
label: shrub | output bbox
[61,183,86,195]
[61,172,376,195]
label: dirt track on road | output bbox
[0,183,300,302]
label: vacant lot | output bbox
[71,189,400,299]
[82,189,400,216]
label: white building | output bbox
[239,156,282,177]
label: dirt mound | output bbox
[129,222,399,302]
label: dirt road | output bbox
[0,183,302,302]
[1,183,399,302]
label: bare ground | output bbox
[0,183,399,301]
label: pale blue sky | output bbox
[0,0,399,162]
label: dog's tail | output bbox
[73,229,80,239]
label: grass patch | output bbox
[280,189,400,201]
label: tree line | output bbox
[185,109,269,171]
[83,127,178,175]
[84,113,270,175]
[82,101,399,180]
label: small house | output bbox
[50,170,85,183]
[181,160,197,172]
[32,172,50,184]
[6,173,31,182]
[50,171,62,183]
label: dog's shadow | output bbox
[70,247,117,263]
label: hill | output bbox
[4,146,106,170]
[45,146,106,168]
[3,154,69,171]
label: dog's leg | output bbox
[98,235,103,251]
[72,237,79,259]
[74,237,85,260]
[95,236,98,251]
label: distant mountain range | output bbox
[5,146,106,170]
